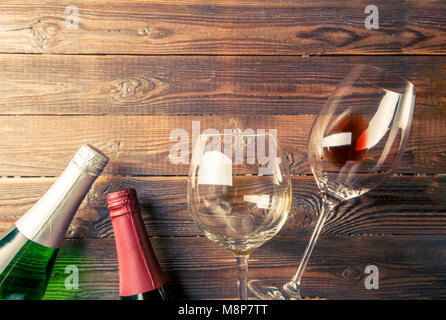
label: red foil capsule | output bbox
[106,188,167,297]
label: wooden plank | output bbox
[0,1,444,55]
[0,55,444,115]
[0,114,444,176]
[1,175,445,237]
[43,236,446,299]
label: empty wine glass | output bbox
[249,64,415,299]
[187,130,291,299]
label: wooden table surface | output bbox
[0,0,445,299]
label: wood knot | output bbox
[280,203,317,235]
[106,140,122,153]
[399,28,429,48]
[137,26,150,35]
[137,25,172,39]
[67,207,102,238]
[109,76,168,103]
[29,20,62,50]
[342,266,362,281]
[300,27,360,47]
[286,151,309,172]
[427,176,446,205]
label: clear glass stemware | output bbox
[187,130,292,299]
[249,64,415,299]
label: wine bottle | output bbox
[106,188,174,300]
[0,144,109,300]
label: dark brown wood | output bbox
[0,55,444,115]
[43,236,446,300]
[0,114,443,176]
[0,1,444,55]
[0,0,444,301]
[1,175,445,237]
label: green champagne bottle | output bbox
[0,144,109,300]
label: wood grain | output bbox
[42,236,446,300]
[0,175,444,238]
[0,114,443,176]
[0,0,444,301]
[0,1,444,55]
[0,55,444,115]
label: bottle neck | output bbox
[15,159,99,249]
[110,206,167,297]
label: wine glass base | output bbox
[248,280,303,300]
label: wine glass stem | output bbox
[287,199,334,291]
[234,253,249,300]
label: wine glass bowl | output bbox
[187,131,291,299]
[190,176,290,254]
[309,65,415,201]
[249,64,415,300]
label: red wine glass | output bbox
[249,64,415,299]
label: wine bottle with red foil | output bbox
[0,144,109,300]
[107,188,174,300]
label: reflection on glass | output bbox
[249,64,415,300]
[188,131,291,299]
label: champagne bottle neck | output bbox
[15,145,108,249]
[108,189,167,297]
